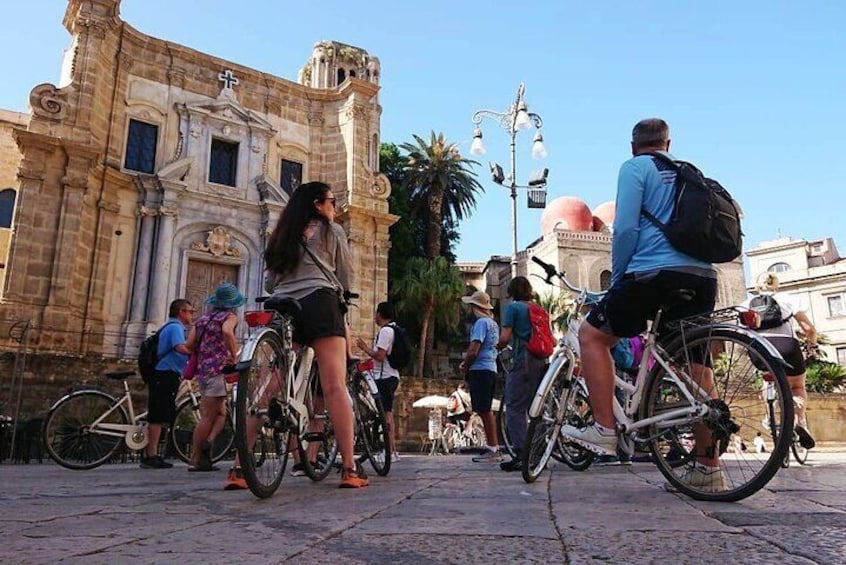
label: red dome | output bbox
[592,201,615,232]
[540,196,593,235]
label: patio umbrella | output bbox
[412,395,450,409]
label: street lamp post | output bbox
[471,83,548,276]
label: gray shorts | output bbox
[198,374,228,398]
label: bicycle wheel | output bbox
[496,400,516,459]
[353,372,391,476]
[236,329,291,498]
[171,398,235,464]
[556,379,596,471]
[43,390,128,470]
[299,365,339,482]
[642,326,793,502]
[791,434,809,465]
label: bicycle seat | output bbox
[104,370,136,380]
[659,289,696,310]
[264,296,301,317]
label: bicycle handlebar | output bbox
[530,256,604,305]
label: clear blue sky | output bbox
[2,1,844,263]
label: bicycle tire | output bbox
[556,379,596,471]
[353,372,391,476]
[496,401,516,459]
[521,361,574,482]
[235,329,291,498]
[171,398,235,464]
[643,325,793,502]
[299,364,339,482]
[43,390,129,470]
[791,435,809,465]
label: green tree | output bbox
[400,132,483,259]
[394,256,465,377]
[535,291,576,333]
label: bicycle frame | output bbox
[82,380,147,447]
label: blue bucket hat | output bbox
[205,282,246,309]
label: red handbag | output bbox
[182,325,207,381]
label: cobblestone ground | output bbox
[1,450,844,564]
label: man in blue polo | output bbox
[561,118,722,490]
[142,299,194,469]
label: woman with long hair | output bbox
[264,181,368,488]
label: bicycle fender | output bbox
[528,348,575,418]
[712,324,790,368]
[237,326,282,367]
[46,388,115,412]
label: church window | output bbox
[828,295,845,318]
[209,138,239,186]
[600,270,612,290]
[124,119,158,174]
[337,68,346,84]
[280,159,303,196]
[349,70,356,78]
[767,262,791,273]
[0,189,15,228]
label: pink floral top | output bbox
[195,310,234,382]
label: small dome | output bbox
[540,196,593,236]
[592,201,615,232]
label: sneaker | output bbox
[291,462,305,477]
[339,466,369,488]
[594,454,621,466]
[472,449,503,463]
[140,456,172,469]
[392,452,400,463]
[224,467,248,490]
[499,457,522,472]
[664,464,727,493]
[795,426,816,450]
[560,424,617,456]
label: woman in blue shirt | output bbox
[459,290,501,462]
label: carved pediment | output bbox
[178,97,275,134]
[157,157,193,182]
[255,174,289,205]
[191,226,242,257]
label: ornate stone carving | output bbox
[191,226,242,257]
[118,52,134,72]
[138,205,158,217]
[307,112,324,126]
[157,157,193,182]
[29,83,69,121]
[159,206,179,218]
[221,124,232,136]
[98,198,121,213]
[370,173,391,198]
[74,17,108,38]
[344,105,370,121]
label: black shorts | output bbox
[374,377,399,412]
[467,369,496,413]
[587,270,717,338]
[293,288,346,345]
[766,336,806,377]
[147,369,180,424]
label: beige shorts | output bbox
[198,374,228,398]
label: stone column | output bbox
[128,206,157,321]
[148,206,178,322]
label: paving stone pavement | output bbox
[1,451,845,564]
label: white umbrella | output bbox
[412,395,450,409]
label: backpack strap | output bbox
[640,152,683,230]
[156,320,182,362]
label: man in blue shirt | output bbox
[142,299,194,469]
[561,119,722,490]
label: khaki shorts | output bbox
[198,374,228,398]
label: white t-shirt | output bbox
[742,291,806,338]
[373,324,400,380]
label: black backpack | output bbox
[386,323,411,370]
[749,294,789,330]
[138,321,179,383]
[643,153,743,263]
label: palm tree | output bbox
[394,256,465,377]
[535,291,576,334]
[401,132,483,259]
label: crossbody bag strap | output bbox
[156,320,182,362]
[300,239,344,293]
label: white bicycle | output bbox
[522,256,795,502]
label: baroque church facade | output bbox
[0,0,395,357]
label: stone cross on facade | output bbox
[218,69,239,90]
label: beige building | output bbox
[0,0,395,357]
[746,237,846,366]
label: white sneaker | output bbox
[392,452,400,463]
[560,424,617,456]
[664,464,727,493]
